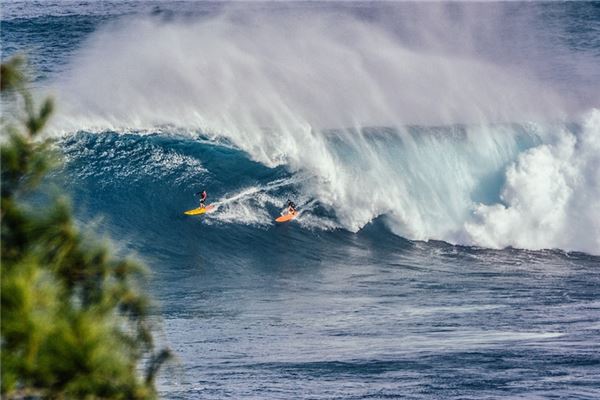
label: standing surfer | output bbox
[196,190,208,209]
[183,190,212,215]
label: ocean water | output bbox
[2,1,600,398]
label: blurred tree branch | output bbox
[1,56,171,399]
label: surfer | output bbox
[184,191,213,216]
[275,200,298,223]
[196,190,208,209]
[287,200,297,214]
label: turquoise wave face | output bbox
[57,112,600,255]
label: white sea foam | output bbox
[205,177,304,227]
[465,110,600,253]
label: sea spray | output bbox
[466,110,600,253]
[49,9,567,134]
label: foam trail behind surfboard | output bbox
[204,175,313,226]
[212,174,311,207]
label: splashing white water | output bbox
[465,110,600,253]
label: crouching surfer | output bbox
[286,199,297,215]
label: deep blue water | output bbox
[3,2,600,399]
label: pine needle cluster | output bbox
[1,56,170,399]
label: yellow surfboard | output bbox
[184,204,215,215]
[275,210,298,223]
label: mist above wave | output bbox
[50,5,571,134]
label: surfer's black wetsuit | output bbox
[287,201,297,213]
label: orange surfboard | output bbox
[184,204,215,215]
[275,210,298,223]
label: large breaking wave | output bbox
[46,6,600,254]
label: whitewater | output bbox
[3,1,600,398]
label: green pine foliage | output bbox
[1,56,170,399]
